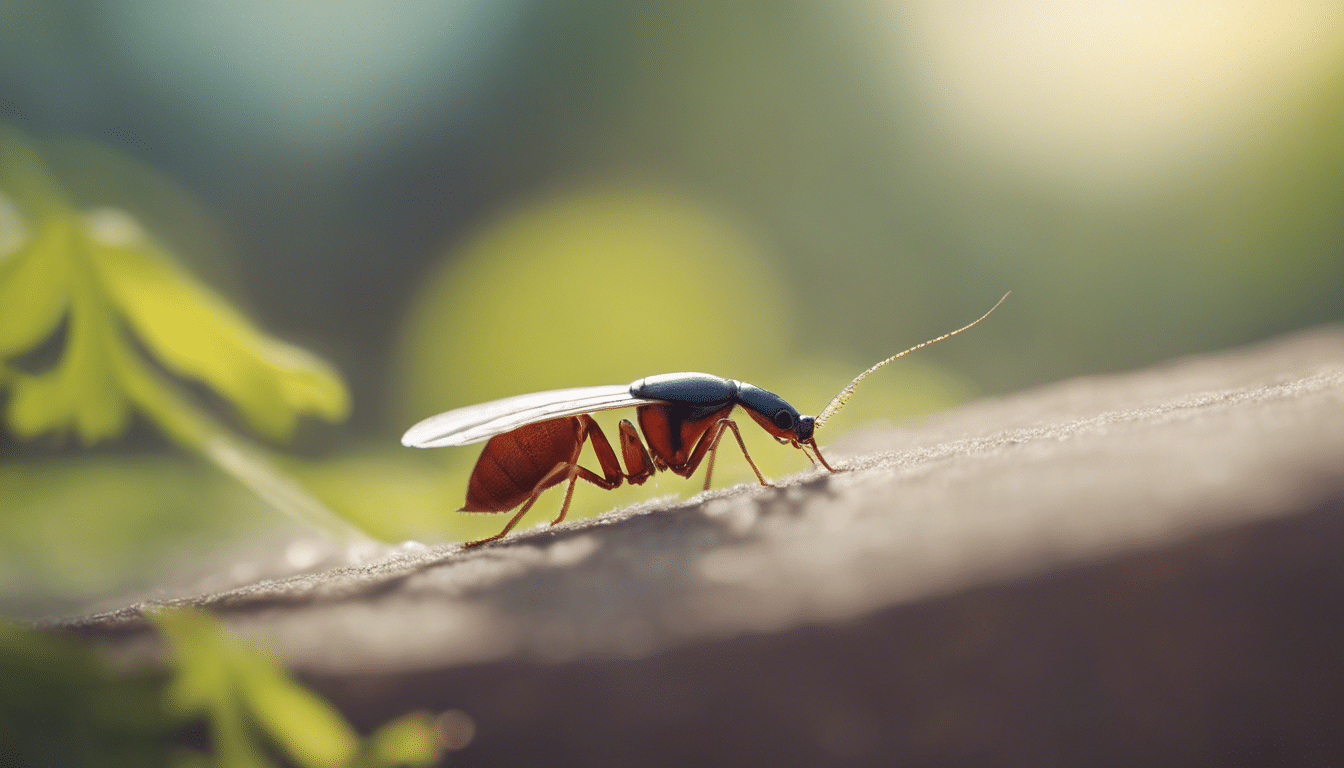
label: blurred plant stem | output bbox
[113,333,366,540]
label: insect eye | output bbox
[773,410,794,430]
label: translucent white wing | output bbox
[401,384,664,448]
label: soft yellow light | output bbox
[883,1,1344,187]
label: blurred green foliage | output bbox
[0,611,445,768]
[0,126,357,535]
[154,608,443,768]
[0,127,346,443]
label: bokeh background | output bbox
[2,2,1343,619]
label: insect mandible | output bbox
[402,293,1009,546]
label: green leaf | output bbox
[0,126,356,532]
[154,608,368,768]
[0,217,70,359]
[208,699,275,768]
[153,608,232,716]
[6,251,130,444]
[231,650,360,768]
[364,712,444,767]
[153,609,276,768]
[87,226,349,441]
[153,608,447,768]
[6,367,130,445]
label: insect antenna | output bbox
[813,292,1010,430]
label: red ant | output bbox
[403,293,1008,546]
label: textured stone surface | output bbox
[66,325,1344,766]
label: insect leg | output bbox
[462,463,623,545]
[618,419,656,484]
[548,464,624,525]
[702,441,721,491]
[530,416,630,526]
[805,438,836,472]
[577,416,629,483]
[685,418,772,491]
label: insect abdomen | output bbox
[462,418,585,511]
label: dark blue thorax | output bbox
[629,373,738,416]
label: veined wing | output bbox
[401,384,664,448]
